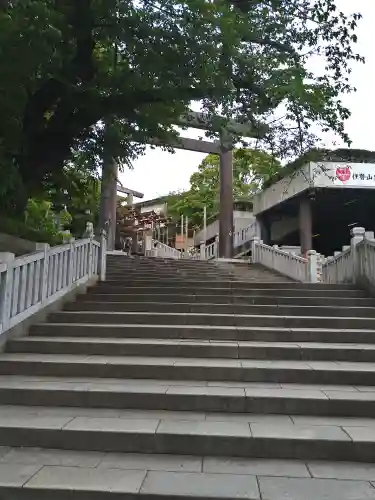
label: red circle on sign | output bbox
[336,165,351,183]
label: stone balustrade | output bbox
[152,240,181,259]
[0,235,106,336]
[233,220,260,248]
[251,237,319,283]
[322,227,375,286]
[202,236,219,260]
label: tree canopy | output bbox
[167,148,281,227]
[0,0,363,213]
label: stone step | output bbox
[0,404,372,462]
[64,300,375,318]
[78,293,375,307]
[102,279,355,290]
[105,266,279,274]
[1,378,375,418]
[106,269,230,275]
[47,310,375,330]
[6,449,375,500]
[105,272,233,279]
[2,447,375,500]
[106,257,212,264]
[1,354,375,385]
[107,266,227,273]
[107,271,293,284]
[9,337,375,362]
[105,263,227,269]
[90,285,366,297]
[30,323,375,344]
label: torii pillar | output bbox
[98,159,118,251]
[99,160,144,251]
[218,131,234,258]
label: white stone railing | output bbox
[358,236,375,289]
[233,219,260,248]
[322,247,353,284]
[203,238,218,260]
[194,220,219,246]
[194,218,259,257]
[152,240,181,259]
[0,236,106,336]
[322,227,375,285]
[251,237,319,282]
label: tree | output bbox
[167,149,281,227]
[59,168,101,237]
[0,0,363,214]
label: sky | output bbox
[119,0,373,202]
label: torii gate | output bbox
[100,111,259,257]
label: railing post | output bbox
[200,241,205,260]
[151,241,158,258]
[98,230,107,282]
[39,244,50,304]
[144,232,152,257]
[214,235,219,259]
[316,253,323,283]
[67,241,75,287]
[88,239,94,277]
[307,250,318,283]
[0,253,15,333]
[272,245,279,270]
[363,232,374,281]
[351,227,365,283]
[251,237,260,263]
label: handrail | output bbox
[251,238,314,282]
[233,220,259,248]
[205,240,218,260]
[0,236,106,336]
[358,238,375,288]
[196,218,259,250]
[152,240,181,259]
[322,247,353,284]
[320,227,375,285]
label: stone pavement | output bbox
[1,445,375,498]
[0,256,373,498]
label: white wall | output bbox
[234,216,256,232]
[233,210,254,219]
[194,211,255,244]
[195,220,219,244]
[253,164,312,215]
[139,202,167,215]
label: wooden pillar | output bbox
[218,134,233,258]
[299,196,313,256]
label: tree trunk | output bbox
[98,158,117,250]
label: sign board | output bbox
[175,235,185,249]
[313,162,375,189]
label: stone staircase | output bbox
[0,257,375,498]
